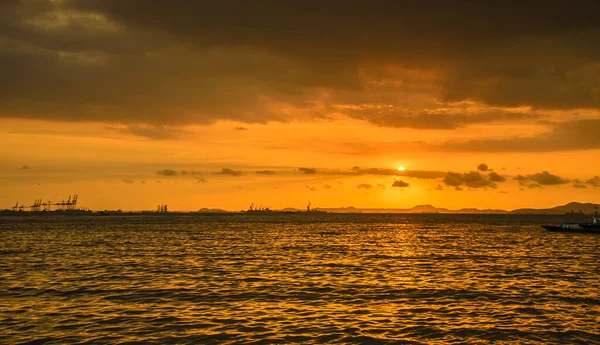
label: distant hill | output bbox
[197,208,229,213]
[408,204,438,213]
[313,202,598,215]
[314,206,361,213]
[279,207,303,212]
[455,208,508,214]
[316,204,508,214]
[509,202,599,215]
[193,202,598,214]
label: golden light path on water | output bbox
[1,213,599,344]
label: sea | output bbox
[1,213,599,344]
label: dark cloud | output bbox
[235,126,248,131]
[455,187,463,191]
[324,184,332,189]
[443,172,463,187]
[255,170,276,175]
[123,179,134,184]
[525,171,569,185]
[434,184,444,191]
[156,169,191,177]
[586,176,600,187]
[514,171,569,187]
[1,1,599,129]
[514,175,527,181]
[298,167,317,174]
[489,172,506,182]
[477,163,489,172]
[21,165,30,170]
[217,168,243,176]
[68,1,600,47]
[392,180,409,188]
[156,169,178,176]
[305,185,317,191]
[573,182,587,189]
[442,120,600,152]
[357,183,373,189]
[195,176,207,183]
[443,171,497,188]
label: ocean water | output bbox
[1,213,599,344]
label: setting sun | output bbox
[398,167,406,171]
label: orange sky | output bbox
[1,1,599,211]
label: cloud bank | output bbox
[1,0,599,137]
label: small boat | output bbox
[542,210,600,233]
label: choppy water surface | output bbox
[1,214,599,344]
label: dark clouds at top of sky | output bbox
[1,0,600,131]
[67,1,600,57]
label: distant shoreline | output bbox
[2,201,597,216]
[0,211,594,217]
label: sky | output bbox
[1,0,600,211]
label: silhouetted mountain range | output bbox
[193,202,598,214]
[310,202,599,215]
[508,202,598,215]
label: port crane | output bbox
[7,194,80,212]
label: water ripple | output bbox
[1,214,599,344]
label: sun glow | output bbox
[397,167,405,171]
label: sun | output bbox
[397,167,405,171]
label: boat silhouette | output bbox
[542,207,600,233]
